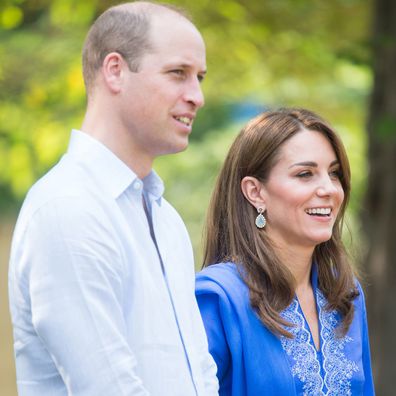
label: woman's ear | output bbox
[240,176,266,211]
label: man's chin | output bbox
[156,141,189,158]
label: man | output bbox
[8,2,218,395]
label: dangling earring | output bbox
[255,207,266,229]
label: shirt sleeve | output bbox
[23,196,150,396]
[190,294,219,395]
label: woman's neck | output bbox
[273,242,314,291]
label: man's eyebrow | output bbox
[288,160,339,169]
[165,62,207,73]
[182,64,207,75]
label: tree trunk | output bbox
[364,0,396,394]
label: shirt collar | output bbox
[67,129,164,201]
[142,170,165,202]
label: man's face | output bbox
[119,14,207,161]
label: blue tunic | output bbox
[196,262,375,396]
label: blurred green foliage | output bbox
[1,0,372,260]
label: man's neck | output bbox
[81,108,153,179]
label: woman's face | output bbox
[261,129,345,250]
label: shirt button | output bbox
[133,180,142,190]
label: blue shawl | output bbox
[196,262,375,395]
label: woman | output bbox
[196,108,375,395]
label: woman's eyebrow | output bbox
[288,159,339,169]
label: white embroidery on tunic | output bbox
[317,291,358,396]
[280,300,323,395]
[280,290,358,395]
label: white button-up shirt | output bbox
[8,130,218,396]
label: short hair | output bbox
[82,1,191,94]
[203,108,358,338]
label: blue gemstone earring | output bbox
[255,207,266,229]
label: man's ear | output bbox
[101,52,126,94]
[240,176,266,211]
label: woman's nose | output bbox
[316,176,339,196]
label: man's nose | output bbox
[183,78,205,109]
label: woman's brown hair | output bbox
[203,108,358,338]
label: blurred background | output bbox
[1,0,395,394]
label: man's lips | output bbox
[173,114,194,127]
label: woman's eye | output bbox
[330,169,341,179]
[296,171,312,178]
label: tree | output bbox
[364,0,396,393]
[0,0,371,210]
